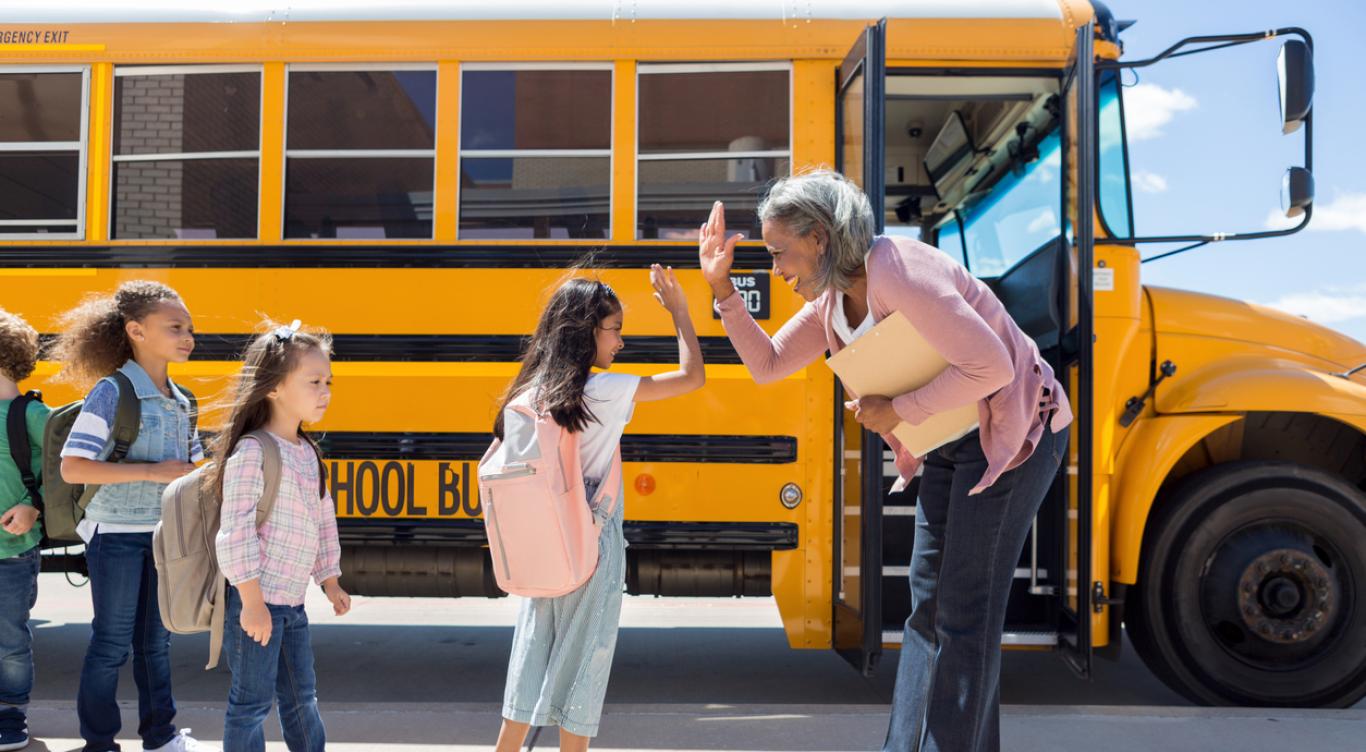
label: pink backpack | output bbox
[477,391,622,598]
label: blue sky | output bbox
[1109,0,1366,345]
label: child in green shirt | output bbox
[0,306,49,751]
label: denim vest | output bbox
[83,360,194,525]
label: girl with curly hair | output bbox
[51,281,213,752]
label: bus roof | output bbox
[1,0,1073,24]
[0,1,1092,65]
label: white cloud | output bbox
[1132,170,1168,194]
[1123,83,1198,141]
[1265,191,1366,234]
[1262,284,1366,324]
[1026,208,1057,234]
[1264,210,1298,230]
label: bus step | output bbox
[880,566,1046,579]
[881,629,1058,647]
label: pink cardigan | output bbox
[717,235,1073,495]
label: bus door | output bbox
[1058,20,1097,678]
[831,19,886,677]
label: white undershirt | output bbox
[833,297,874,345]
[76,519,156,543]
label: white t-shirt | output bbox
[76,519,156,543]
[577,372,641,482]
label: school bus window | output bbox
[636,64,790,240]
[284,67,436,239]
[459,66,611,240]
[111,67,261,240]
[1097,72,1134,238]
[0,68,87,238]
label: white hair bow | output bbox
[272,319,303,342]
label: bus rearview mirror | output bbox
[1277,40,1313,135]
[1281,166,1314,219]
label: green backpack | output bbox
[40,372,198,545]
[4,391,44,519]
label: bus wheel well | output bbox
[1155,412,1366,508]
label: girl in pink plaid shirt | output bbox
[209,321,350,752]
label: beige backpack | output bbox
[152,430,284,670]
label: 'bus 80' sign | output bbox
[713,272,770,320]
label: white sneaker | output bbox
[146,729,219,752]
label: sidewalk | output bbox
[19,700,1366,751]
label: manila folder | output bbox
[825,310,980,458]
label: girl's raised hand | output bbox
[650,264,688,316]
[698,201,743,298]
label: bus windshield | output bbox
[939,129,1063,278]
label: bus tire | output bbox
[1126,461,1366,707]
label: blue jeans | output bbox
[222,587,326,752]
[884,417,1066,752]
[0,546,40,735]
[78,532,177,752]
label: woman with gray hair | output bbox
[700,169,1072,752]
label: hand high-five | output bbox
[649,264,688,316]
[698,201,744,302]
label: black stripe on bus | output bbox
[0,243,773,270]
[336,519,799,551]
[316,432,797,464]
[38,333,742,364]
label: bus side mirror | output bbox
[1277,40,1313,135]
[1281,166,1314,219]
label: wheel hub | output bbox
[1237,548,1334,644]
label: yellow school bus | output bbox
[2,0,1363,707]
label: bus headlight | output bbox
[780,483,803,509]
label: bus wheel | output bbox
[1127,461,1366,707]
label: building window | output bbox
[285,66,437,239]
[0,67,88,238]
[637,63,790,240]
[112,66,261,240]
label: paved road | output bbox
[19,573,1366,751]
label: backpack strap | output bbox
[557,417,585,496]
[6,391,43,511]
[75,373,144,512]
[559,427,624,529]
[589,448,625,525]
[173,383,199,459]
[207,430,284,671]
[208,574,228,670]
[107,372,141,463]
[244,430,284,528]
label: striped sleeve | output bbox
[189,426,205,463]
[60,379,118,459]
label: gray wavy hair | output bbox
[757,169,875,294]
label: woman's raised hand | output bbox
[698,201,744,300]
